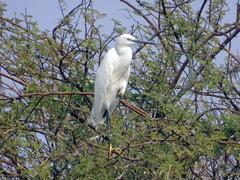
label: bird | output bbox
[88,34,155,130]
[87,34,155,156]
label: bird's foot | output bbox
[108,144,122,157]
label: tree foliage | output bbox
[1,0,240,179]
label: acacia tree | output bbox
[1,0,240,179]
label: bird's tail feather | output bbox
[87,107,105,129]
[88,98,119,129]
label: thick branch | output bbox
[0,72,26,86]
[0,91,151,118]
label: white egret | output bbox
[87,34,154,156]
[88,34,155,130]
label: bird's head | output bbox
[116,34,136,47]
[116,33,156,47]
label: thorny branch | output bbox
[0,91,151,118]
[1,0,240,178]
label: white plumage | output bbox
[88,34,154,129]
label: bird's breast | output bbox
[112,47,132,78]
[113,57,131,80]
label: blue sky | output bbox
[4,0,240,53]
[5,0,239,28]
[5,0,127,33]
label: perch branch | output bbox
[0,91,151,118]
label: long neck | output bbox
[115,44,132,56]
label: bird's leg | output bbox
[117,88,124,98]
[105,110,122,157]
[106,111,111,133]
[105,111,113,157]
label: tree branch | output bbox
[0,91,151,118]
[0,72,26,86]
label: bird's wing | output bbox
[108,65,131,116]
[118,66,130,96]
[89,49,116,128]
[90,66,108,127]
